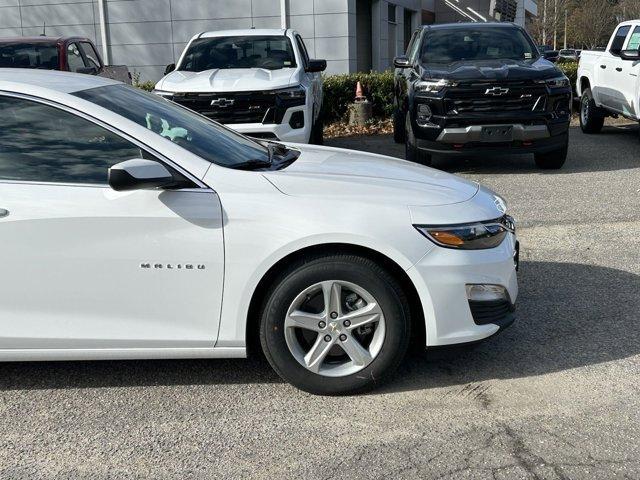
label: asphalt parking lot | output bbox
[1,123,639,479]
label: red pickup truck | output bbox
[0,36,131,84]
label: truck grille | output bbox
[445,82,547,115]
[173,91,277,125]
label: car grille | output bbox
[469,300,515,326]
[445,82,547,115]
[172,91,277,125]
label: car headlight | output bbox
[275,86,306,99]
[415,216,515,250]
[415,79,457,94]
[537,76,570,88]
[152,90,175,99]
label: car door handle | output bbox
[600,65,606,69]
[0,208,9,218]
[616,67,622,72]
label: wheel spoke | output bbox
[340,335,373,367]
[304,335,335,373]
[341,302,382,329]
[322,281,342,317]
[285,310,324,331]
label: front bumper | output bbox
[229,105,310,143]
[407,232,518,347]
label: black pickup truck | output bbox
[394,23,572,169]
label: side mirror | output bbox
[108,159,175,191]
[306,59,327,73]
[620,49,640,61]
[393,55,411,68]
[543,51,558,62]
[164,63,176,75]
[77,66,98,75]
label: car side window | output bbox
[610,25,631,56]
[295,34,310,69]
[79,42,101,70]
[408,31,422,62]
[67,43,85,72]
[0,95,145,185]
[626,26,640,51]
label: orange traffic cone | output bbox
[355,81,366,102]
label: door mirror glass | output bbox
[108,159,175,191]
[620,49,640,61]
[393,55,411,68]
[165,63,176,75]
[305,59,326,73]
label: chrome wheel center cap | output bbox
[328,321,340,333]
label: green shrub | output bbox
[322,71,395,123]
[557,61,579,93]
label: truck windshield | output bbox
[178,35,297,71]
[422,27,538,64]
[0,43,59,69]
[74,85,270,169]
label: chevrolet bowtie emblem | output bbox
[485,87,510,96]
[211,98,235,107]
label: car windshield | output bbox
[422,27,538,63]
[178,35,297,71]
[74,85,270,168]
[0,42,59,69]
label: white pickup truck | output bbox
[577,20,640,136]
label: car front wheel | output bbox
[579,88,605,134]
[260,254,411,395]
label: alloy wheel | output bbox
[284,280,386,377]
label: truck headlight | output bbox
[537,76,570,88]
[275,86,306,100]
[152,90,175,99]
[414,216,515,250]
[415,79,457,94]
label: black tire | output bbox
[309,109,324,145]
[259,254,411,395]
[404,112,432,166]
[393,108,406,143]
[579,88,605,134]
[534,136,568,169]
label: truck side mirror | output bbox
[306,59,327,72]
[394,56,411,68]
[164,63,176,75]
[620,49,640,61]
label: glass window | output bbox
[0,42,59,69]
[408,31,421,61]
[610,25,631,55]
[0,95,143,184]
[421,27,538,64]
[67,43,86,72]
[74,85,270,168]
[179,35,297,71]
[295,35,310,69]
[79,42,101,69]
[627,26,640,51]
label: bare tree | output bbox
[567,0,618,49]
[618,0,640,20]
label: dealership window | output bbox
[387,4,397,66]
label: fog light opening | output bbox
[416,103,434,127]
[465,284,509,302]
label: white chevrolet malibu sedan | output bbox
[0,70,518,395]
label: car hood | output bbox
[156,68,297,93]
[422,58,560,82]
[263,145,479,207]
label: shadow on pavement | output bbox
[0,261,637,394]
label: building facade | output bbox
[0,0,536,82]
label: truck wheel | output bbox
[310,109,324,145]
[405,112,432,166]
[534,140,568,170]
[579,88,605,134]
[393,108,406,143]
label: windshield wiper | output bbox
[232,158,273,171]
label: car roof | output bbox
[198,29,288,38]
[0,68,119,94]
[422,22,521,31]
[0,36,89,44]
